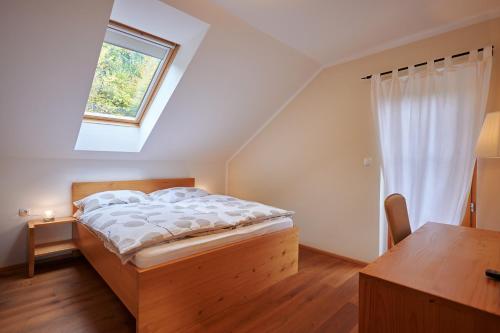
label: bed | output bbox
[71,178,298,333]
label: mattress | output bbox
[131,216,294,268]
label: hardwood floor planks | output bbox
[0,249,363,333]
[314,302,359,333]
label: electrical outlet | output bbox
[18,208,31,217]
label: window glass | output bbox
[84,23,173,123]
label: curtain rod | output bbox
[361,46,494,80]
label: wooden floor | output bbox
[0,248,362,333]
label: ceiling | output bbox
[0,0,318,161]
[2,0,500,162]
[214,0,500,65]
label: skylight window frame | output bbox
[83,20,179,126]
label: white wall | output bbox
[477,158,500,231]
[0,0,319,161]
[0,158,225,267]
[228,18,500,263]
[0,0,319,268]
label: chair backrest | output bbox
[384,193,412,245]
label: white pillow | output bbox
[149,187,209,203]
[74,190,150,213]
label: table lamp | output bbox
[43,210,55,222]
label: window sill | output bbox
[83,117,140,128]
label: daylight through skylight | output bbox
[84,21,177,125]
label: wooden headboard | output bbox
[71,178,195,211]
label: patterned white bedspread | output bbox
[79,195,293,257]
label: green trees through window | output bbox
[85,42,161,119]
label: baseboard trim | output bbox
[0,252,80,274]
[2,246,369,272]
[299,244,369,266]
[0,263,25,273]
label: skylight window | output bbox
[84,21,177,125]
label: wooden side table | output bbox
[27,216,78,277]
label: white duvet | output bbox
[79,194,293,257]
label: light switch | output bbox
[363,157,372,167]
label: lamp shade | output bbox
[476,111,500,158]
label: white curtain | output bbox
[372,46,492,231]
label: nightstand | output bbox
[27,216,78,277]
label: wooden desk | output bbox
[359,222,500,333]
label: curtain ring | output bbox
[483,45,493,59]
[444,56,452,68]
[407,65,415,77]
[469,49,478,62]
[392,69,398,80]
[427,59,435,72]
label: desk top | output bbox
[360,222,500,316]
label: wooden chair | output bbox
[384,193,412,245]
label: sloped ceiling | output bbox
[0,0,319,161]
[214,0,500,66]
[5,1,497,162]
[0,0,114,159]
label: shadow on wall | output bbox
[477,158,500,232]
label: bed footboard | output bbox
[75,222,298,333]
[136,227,299,333]
[74,223,139,316]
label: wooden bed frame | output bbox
[71,178,299,333]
